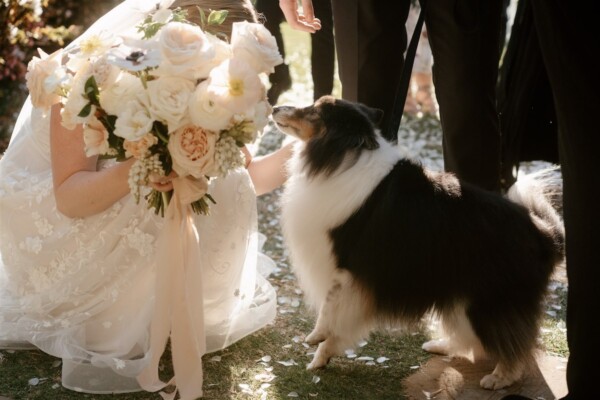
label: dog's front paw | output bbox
[305,330,327,345]
[480,372,514,390]
[307,353,330,370]
[422,338,450,355]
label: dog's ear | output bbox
[359,104,385,127]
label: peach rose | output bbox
[168,124,217,178]
[123,133,159,159]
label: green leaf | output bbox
[207,10,228,26]
[77,103,92,118]
[84,75,100,104]
[197,6,207,28]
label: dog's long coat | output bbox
[275,96,564,390]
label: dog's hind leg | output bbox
[307,271,375,370]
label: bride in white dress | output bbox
[0,0,292,396]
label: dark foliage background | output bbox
[0,0,121,152]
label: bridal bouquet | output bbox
[26,5,282,215]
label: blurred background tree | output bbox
[0,0,121,152]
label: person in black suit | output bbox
[256,0,335,105]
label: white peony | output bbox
[168,124,217,178]
[155,21,215,80]
[99,72,145,116]
[82,117,110,157]
[230,21,283,74]
[26,48,67,110]
[188,80,234,132]
[146,75,195,132]
[207,58,264,114]
[114,99,155,142]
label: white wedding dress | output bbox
[0,98,278,393]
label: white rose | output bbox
[114,99,154,142]
[99,72,145,116]
[82,117,110,157]
[192,33,234,79]
[207,58,264,114]
[26,48,66,110]
[146,75,195,132]
[168,124,217,178]
[189,80,234,132]
[231,21,283,74]
[155,22,215,80]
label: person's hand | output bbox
[279,0,322,33]
[148,171,177,192]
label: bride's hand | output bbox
[148,171,178,192]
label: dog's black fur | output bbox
[275,96,564,389]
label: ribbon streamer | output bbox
[138,176,209,400]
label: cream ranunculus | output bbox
[82,117,110,157]
[230,21,283,74]
[123,133,159,159]
[114,99,155,142]
[207,58,264,114]
[99,72,145,116]
[26,48,67,110]
[146,75,195,132]
[168,124,217,178]
[155,22,215,80]
[188,80,234,132]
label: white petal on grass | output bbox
[366,361,376,366]
[283,344,293,349]
[358,339,368,347]
[259,355,272,363]
[52,360,62,368]
[356,356,374,361]
[312,375,321,384]
[52,383,60,389]
[410,365,420,370]
[288,392,299,397]
[28,377,40,386]
[210,356,222,362]
[277,359,298,367]
[291,299,301,308]
[254,372,276,382]
[292,336,302,343]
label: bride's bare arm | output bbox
[50,104,135,218]
[245,141,295,196]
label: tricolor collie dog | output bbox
[274,96,564,390]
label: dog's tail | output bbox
[507,167,565,256]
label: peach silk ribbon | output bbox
[137,176,209,400]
